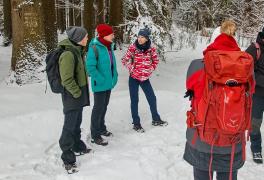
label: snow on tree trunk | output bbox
[10,0,52,85]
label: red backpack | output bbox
[187,50,254,180]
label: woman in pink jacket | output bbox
[122,28,168,132]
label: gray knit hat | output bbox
[66,26,88,43]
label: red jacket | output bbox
[122,44,159,81]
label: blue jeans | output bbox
[129,76,161,125]
[250,94,264,153]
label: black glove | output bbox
[184,90,194,101]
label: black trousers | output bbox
[193,167,238,180]
[59,108,86,164]
[250,94,264,153]
[91,90,111,139]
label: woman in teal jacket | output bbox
[86,24,118,146]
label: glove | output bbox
[184,90,194,101]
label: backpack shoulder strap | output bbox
[254,42,261,61]
[92,45,99,61]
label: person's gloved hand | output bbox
[184,89,194,100]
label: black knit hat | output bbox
[66,26,88,43]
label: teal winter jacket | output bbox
[86,38,118,92]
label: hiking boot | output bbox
[152,120,168,126]
[72,140,91,156]
[101,130,113,137]
[64,162,78,174]
[73,148,92,156]
[133,124,145,133]
[91,136,108,146]
[252,152,263,164]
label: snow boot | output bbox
[252,152,263,164]
[133,124,145,133]
[91,136,108,146]
[152,120,168,126]
[64,162,78,174]
[101,130,113,137]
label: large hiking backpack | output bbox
[186,50,254,180]
[45,47,78,93]
[253,42,264,87]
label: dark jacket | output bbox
[183,59,244,172]
[58,39,90,113]
[245,32,264,97]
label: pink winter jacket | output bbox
[122,44,159,81]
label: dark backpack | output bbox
[45,47,78,93]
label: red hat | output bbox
[96,24,114,38]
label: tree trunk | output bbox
[109,0,123,45]
[57,0,66,33]
[3,0,12,46]
[83,0,95,44]
[97,0,104,24]
[74,0,81,26]
[0,0,3,33]
[69,0,74,26]
[42,0,57,52]
[11,0,47,84]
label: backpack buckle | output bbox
[225,79,238,87]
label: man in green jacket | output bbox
[58,26,91,173]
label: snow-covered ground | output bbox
[0,36,264,180]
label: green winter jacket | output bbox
[58,39,90,112]
[86,38,118,92]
